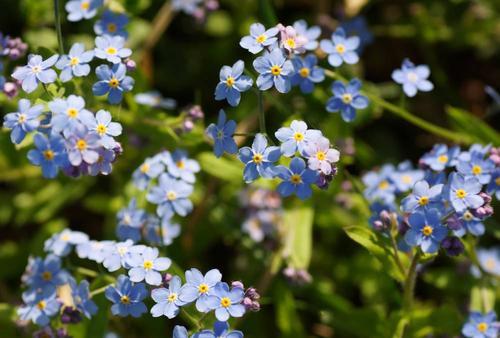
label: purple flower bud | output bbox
[472,205,494,219]
[60,306,82,324]
[489,147,500,166]
[445,213,463,231]
[125,58,136,72]
[33,327,56,338]
[243,297,261,312]
[204,0,219,11]
[112,142,123,158]
[231,281,244,290]
[372,220,384,231]
[183,118,194,132]
[56,328,71,338]
[188,105,204,120]
[162,273,173,287]
[478,192,492,204]
[3,81,19,99]
[441,236,464,256]
[244,287,260,300]
[5,37,28,60]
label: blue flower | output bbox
[214,60,253,106]
[117,199,147,242]
[392,59,433,97]
[44,229,89,257]
[49,95,91,132]
[275,120,322,157]
[89,148,116,176]
[303,136,340,175]
[173,326,189,338]
[291,54,325,93]
[206,110,238,158]
[172,0,202,15]
[253,49,294,93]
[12,54,58,93]
[326,78,369,122]
[81,109,122,149]
[486,169,500,200]
[239,23,279,54]
[65,0,103,21]
[389,162,425,193]
[420,144,460,171]
[70,279,98,318]
[178,268,222,312]
[135,91,177,109]
[320,28,359,67]
[128,247,171,286]
[76,240,114,263]
[147,173,194,218]
[3,99,43,144]
[362,164,397,204]
[275,157,318,200]
[159,218,181,245]
[93,63,134,104]
[102,240,143,272]
[404,209,447,253]
[293,20,321,51]
[193,321,244,338]
[205,282,245,322]
[454,210,485,237]
[340,17,374,52]
[462,311,499,338]
[150,275,186,318]
[457,153,495,185]
[164,149,200,184]
[132,156,165,190]
[401,180,443,213]
[105,275,148,317]
[56,43,94,82]
[18,289,60,326]
[65,125,100,166]
[238,133,281,183]
[144,216,181,246]
[476,248,500,277]
[27,133,68,178]
[445,173,484,213]
[24,255,67,293]
[94,35,131,64]
[94,10,129,38]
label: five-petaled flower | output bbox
[320,27,360,67]
[179,268,222,312]
[3,99,43,144]
[128,247,171,286]
[12,54,58,93]
[445,173,484,213]
[94,35,131,64]
[146,173,194,218]
[275,157,318,200]
[240,23,279,54]
[27,133,68,178]
[461,311,499,338]
[291,54,325,94]
[205,282,246,322]
[392,58,433,97]
[274,120,322,157]
[206,110,238,158]
[94,10,129,38]
[215,60,253,106]
[81,109,122,149]
[93,63,134,104]
[56,43,94,82]
[105,275,148,317]
[238,133,281,183]
[404,209,447,253]
[401,180,443,213]
[65,0,103,22]
[253,48,294,93]
[303,136,340,175]
[326,78,369,122]
[150,275,186,318]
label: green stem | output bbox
[54,0,64,55]
[389,232,406,277]
[181,309,201,331]
[403,251,420,313]
[324,70,470,144]
[76,267,98,278]
[233,132,256,137]
[89,284,112,297]
[257,90,266,134]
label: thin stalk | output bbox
[257,90,266,134]
[75,267,98,278]
[89,284,112,297]
[389,232,406,277]
[54,0,64,55]
[181,309,201,331]
[233,132,256,137]
[403,251,420,313]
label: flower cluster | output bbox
[0,32,28,97]
[363,143,498,255]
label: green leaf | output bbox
[470,286,496,312]
[283,206,314,269]
[197,152,243,183]
[446,106,500,144]
[258,0,277,26]
[274,281,305,337]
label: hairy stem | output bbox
[403,251,420,313]
[89,284,112,297]
[54,0,64,55]
[389,232,406,277]
[181,309,201,331]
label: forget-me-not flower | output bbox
[56,43,94,82]
[179,268,222,312]
[420,144,460,171]
[404,209,447,253]
[93,63,134,104]
[461,311,499,338]
[102,240,143,272]
[105,275,148,317]
[205,282,245,322]
[457,153,495,185]
[18,289,60,326]
[275,157,318,200]
[205,110,238,158]
[240,23,279,54]
[28,133,68,178]
[89,147,116,176]
[128,247,171,286]
[362,164,397,204]
[279,25,307,54]
[25,255,67,292]
[44,229,89,257]
[253,49,294,93]
[401,180,443,213]
[163,150,200,184]
[65,125,100,166]
[49,95,91,132]
[454,210,485,237]
[275,120,322,157]
[326,79,369,122]
[238,133,281,183]
[12,54,58,93]
[135,91,177,109]
[303,136,340,175]
[445,173,484,213]
[193,321,244,338]
[81,109,122,149]
[116,199,147,242]
[293,20,321,51]
[3,99,43,144]
[150,275,186,318]
[215,60,253,106]
[94,35,131,64]
[70,279,98,318]
[291,54,325,94]
[320,28,359,67]
[94,10,129,38]
[65,0,103,21]
[132,156,165,190]
[147,173,194,218]
[476,248,500,277]
[392,59,433,97]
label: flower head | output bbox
[18,289,60,326]
[163,149,200,184]
[81,109,122,149]
[24,255,68,293]
[275,157,318,200]
[457,152,495,185]
[392,59,433,97]
[404,209,447,253]
[420,144,460,171]
[205,282,245,322]
[93,63,134,104]
[238,133,281,183]
[320,28,359,67]
[128,247,171,286]
[56,43,94,82]
[401,180,443,213]
[461,311,499,338]
[44,229,89,257]
[206,110,238,158]
[150,275,186,318]
[362,164,397,204]
[291,54,325,94]
[253,49,294,93]
[65,0,103,21]
[105,275,148,317]
[3,99,43,144]
[240,23,279,54]
[116,199,147,242]
[65,125,100,166]
[476,248,500,277]
[275,120,322,157]
[278,25,307,54]
[303,136,340,175]
[445,173,484,213]
[179,268,222,312]
[326,79,369,122]
[12,54,58,93]
[49,95,91,132]
[28,133,68,178]
[146,173,194,218]
[94,35,131,64]
[293,20,321,51]
[94,10,129,38]
[132,156,165,190]
[102,240,144,272]
[69,279,98,318]
[215,60,253,106]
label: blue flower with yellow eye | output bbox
[101,240,143,272]
[253,49,294,93]
[3,99,43,144]
[215,60,253,107]
[457,153,495,185]
[56,43,94,82]
[65,125,100,166]
[238,133,281,183]
[178,268,222,312]
[206,110,238,158]
[128,247,171,286]
[420,144,460,171]
[362,164,396,204]
[163,150,200,185]
[18,289,60,326]
[293,20,321,51]
[462,311,499,338]
[326,79,369,122]
[93,63,134,104]
[70,279,98,318]
[24,255,68,293]
[240,23,279,54]
[150,275,186,318]
[320,28,359,67]
[81,109,122,149]
[274,157,318,200]
[476,248,500,277]
[65,0,103,21]
[401,180,444,213]
[147,173,194,218]
[116,199,147,242]
[94,10,129,38]
[205,282,245,322]
[445,173,484,213]
[291,54,324,94]
[28,133,68,178]
[392,59,433,97]
[404,209,447,253]
[44,229,89,257]
[94,35,131,64]
[105,275,148,317]
[12,54,58,93]
[454,210,485,237]
[274,120,322,157]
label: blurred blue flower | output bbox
[486,169,500,200]
[326,79,369,122]
[401,180,443,213]
[56,43,94,82]
[215,60,253,106]
[70,279,98,318]
[240,23,279,54]
[18,289,60,326]
[65,125,100,166]
[320,28,359,67]
[81,109,122,149]
[445,173,484,213]
[193,321,244,338]
[88,147,116,176]
[164,149,200,184]
[49,95,91,132]
[404,209,447,253]
[65,0,103,21]
[179,268,222,312]
[238,133,281,183]
[132,156,165,190]
[3,99,43,144]
[340,17,374,52]
[28,133,68,178]
[94,35,131,64]
[275,157,318,200]
[293,20,321,51]
[135,91,177,109]
[150,275,186,318]
[102,240,143,272]
[457,153,495,185]
[291,54,324,94]
[253,49,294,93]
[461,311,499,338]
[454,210,485,237]
[12,54,58,93]
[392,59,433,97]
[275,120,322,157]
[389,163,425,193]
[420,144,460,171]
[116,199,147,242]
[44,229,89,257]
[128,247,171,286]
[93,63,134,104]
[205,282,245,322]
[206,110,238,158]
[76,240,114,263]
[105,275,148,317]
[25,255,67,293]
[94,10,129,38]
[476,248,500,277]
[147,173,194,218]
[173,326,189,338]
[172,0,202,15]
[362,164,397,204]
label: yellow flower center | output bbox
[402,175,412,184]
[335,44,346,54]
[67,108,78,118]
[298,67,310,78]
[143,260,153,270]
[32,66,41,73]
[70,57,79,66]
[378,180,389,190]
[42,271,52,281]
[256,34,267,43]
[477,322,488,333]
[418,196,429,206]
[226,76,235,87]
[286,38,296,48]
[407,72,418,83]
[270,65,282,76]
[81,1,90,10]
[140,163,150,173]
[496,177,500,186]
[485,258,496,270]
[120,295,130,304]
[61,233,70,241]
[293,132,304,141]
[472,165,482,175]
[198,283,209,294]
[17,114,27,123]
[252,153,263,164]
[37,300,46,310]
[438,155,448,164]
[168,293,177,302]
[109,77,120,88]
[455,189,467,199]
[463,211,473,221]
[422,225,433,236]
[107,23,117,33]
[43,150,55,161]
[96,124,107,135]
[291,174,302,184]
[316,151,326,161]
[106,47,117,55]
[117,247,128,256]
[76,139,87,151]
[342,93,353,104]
[220,297,231,308]
[176,160,185,169]
[166,191,177,201]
